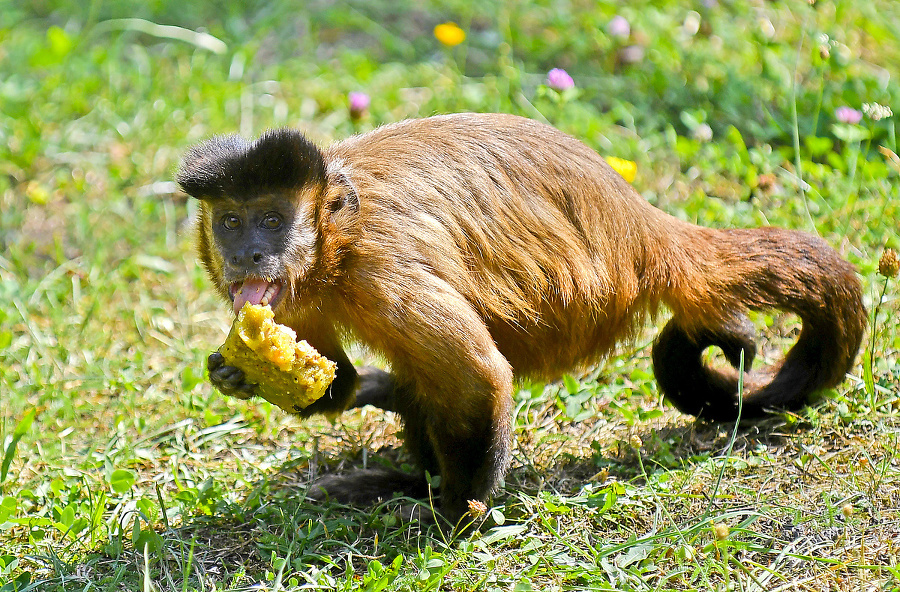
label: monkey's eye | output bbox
[222,214,241,231]
[260,212,284,231]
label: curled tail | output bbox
[652,227,866,421]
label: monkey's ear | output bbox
[325,170,360,215]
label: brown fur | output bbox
[177,113,866,522]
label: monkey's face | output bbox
[176,129,351,316]
[203,194,316,315]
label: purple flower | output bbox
[546,68,574,92]
[835,106,862,125]
[607,15,630,39]
[348,91,370,119]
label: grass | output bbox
[1,0,899,589]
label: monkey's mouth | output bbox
[229,279,283,315]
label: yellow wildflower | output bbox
[434,22,465,47]
[606,156,637,183]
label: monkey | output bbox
[175,112,866,523]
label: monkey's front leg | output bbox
[406,362,513,523]
[374,282,515,523]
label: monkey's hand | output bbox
[207,351,258,400]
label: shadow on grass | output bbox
[24,411,812,591]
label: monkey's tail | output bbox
[652,227,866,422]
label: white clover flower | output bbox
[692,123,713,142]
[863,103,893,121]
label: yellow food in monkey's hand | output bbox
[218,303,336,413]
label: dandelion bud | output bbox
[878,248,899,278]
[605,156,637,183]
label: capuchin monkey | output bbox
[176,113,866,523]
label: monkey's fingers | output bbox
[209,363,257,399]
[207,351,226,372]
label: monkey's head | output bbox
[176,129,358,316]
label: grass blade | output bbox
[1,409,36,486]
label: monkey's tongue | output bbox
[230,279,280,315]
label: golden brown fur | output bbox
[177,113,866,522]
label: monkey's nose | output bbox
[231,250,264,267]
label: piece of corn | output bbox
[218,303,337,413]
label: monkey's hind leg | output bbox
[305,380,436,521]
[348,366,399,412]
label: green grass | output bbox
[1,0,899,590]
